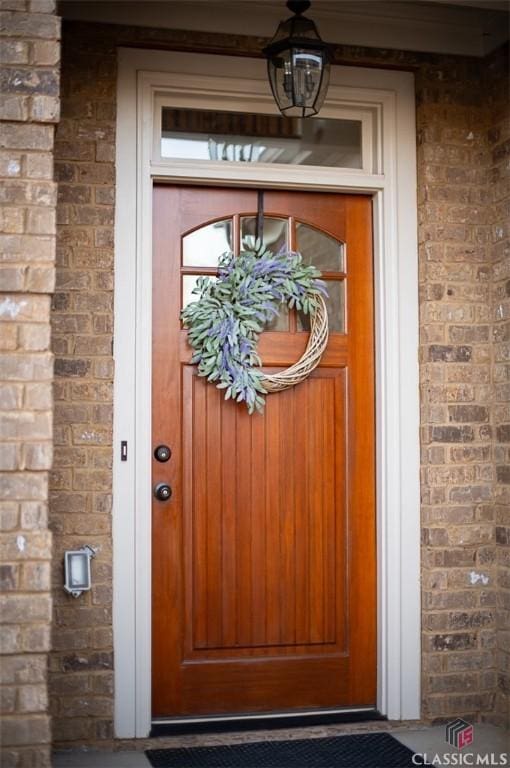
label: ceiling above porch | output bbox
[59,0,510,57]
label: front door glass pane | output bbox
[182,274,218,309]
[240,216,287,254]
[296,222,345,273]
[297,280,345,334]
[183,219,232,267]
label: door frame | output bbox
[113,47,421,738]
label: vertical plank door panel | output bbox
[152,186,375,716]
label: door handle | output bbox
[154,482,172,501]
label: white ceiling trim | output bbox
[425,0,509,12]
[60,0,509,57]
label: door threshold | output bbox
[151,707,385,737]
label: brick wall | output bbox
[0,1,60,765]
[50,27,116,744]
[487,45,510,730]
[417,54,497,724]
[50,20,509,745]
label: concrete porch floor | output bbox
[53,724,509,766]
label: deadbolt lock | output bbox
[154,482,172,501]
[154,444,171,462]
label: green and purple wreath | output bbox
[181,237,326,414]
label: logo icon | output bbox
[446,718,474,750]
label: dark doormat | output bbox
[146,732,423,767]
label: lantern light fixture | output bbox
[64,545,96,598]
[263,0,331,118]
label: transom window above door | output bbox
[181,215,346,333]
[160,107,363,169]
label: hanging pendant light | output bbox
[263,0,331,118]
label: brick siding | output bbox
[0,1,60,765]
[50,27,116,744]
[487,45,510,730]
[49,21,509,745]
[417,56,496,724]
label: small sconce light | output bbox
[64,545,96,598]
[263,0,331,118]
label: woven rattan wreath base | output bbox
[261,294,329,393]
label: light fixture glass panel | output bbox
[296,222,345,272]
[298,280,345,333]
[69,553,88,587]
[292,50,323,108]
[182,274,218,310]
[268,49,329,118]
[183,219,232,267]
[161,107,362,169]
[64,546,94,597]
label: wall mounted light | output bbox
[263,0,331,118]
[64,545,96,598]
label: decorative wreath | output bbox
[181,237,329,414]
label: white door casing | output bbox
[113,48,421,738]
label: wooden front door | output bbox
[152,186,376,718]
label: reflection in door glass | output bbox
[298,280,345,333]
[263,304,289,332]
[241,217,289,331]
[296,223,345,273]
[182,274,218,309]
[241,216,287,253]
[183,219,232,267]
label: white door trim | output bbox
[113,48,421,738]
